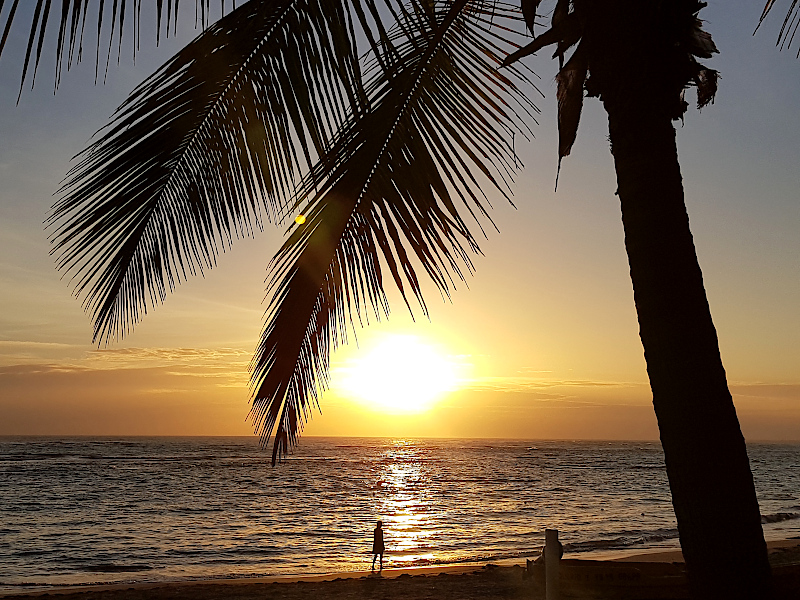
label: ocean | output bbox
[1,437,798,592]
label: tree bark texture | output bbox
[608,104,772,600]
[587,1,773,598]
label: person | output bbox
[371,520,385,571]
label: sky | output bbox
[0,0,798,442]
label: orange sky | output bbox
[1,2,799,442]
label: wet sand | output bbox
[3,540,799,600]
[7,565,534,600]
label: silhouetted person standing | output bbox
[371,520,385,571]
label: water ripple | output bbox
[1,437,798,591]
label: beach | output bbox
[0,565,538,600]
[3,540,799,600]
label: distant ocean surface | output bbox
[1,437,799,591]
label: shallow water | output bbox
[1,437,798,591]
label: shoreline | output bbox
[0,564,487,598]
[3,539,798,599]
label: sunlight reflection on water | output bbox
[375,442,437,564]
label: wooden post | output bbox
[545,528,560,600]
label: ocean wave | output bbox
[563,530,680,553]
[761,512,800,524]
[14,550,58,557]
[82,564,154,573]
[387,550,543,567]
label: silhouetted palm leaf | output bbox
[48,0,368,343]
[555,42,587,163]
[759,0,800,55]
[248,0,539,463]
[0,0,238,94]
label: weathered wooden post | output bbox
[545,528,561,600]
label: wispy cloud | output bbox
[0,340,79,349]
[0,340,86,366]
[0,345,252,391]
[730,383,800,399]
[461,375,646,393]
[84,347,250,369]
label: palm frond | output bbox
[501,9,580,66]
[0,0,238,94]
[520,0,541,35]
[48,0,366,343]
[758,0,800,55]
[555,40,587,164]
[248,0,540,464]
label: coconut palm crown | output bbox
[505,0,718,172]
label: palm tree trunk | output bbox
[603,82,773,600]
[584,2,774,597]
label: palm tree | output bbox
[0,0,789,597]
[499,2,771,598]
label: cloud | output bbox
[0,340,78,349]
[730,383,800,400]
[0,360,246,383]
[0,340,86,366]
[84,346,250,367]
[2,350,798,440]
[0,344,254,419]
[0,363,84,376]
[461,375,648,393]
[0,359,253,435]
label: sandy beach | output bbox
[3,540,798,600]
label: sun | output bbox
[338,335,459,413]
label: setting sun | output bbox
[337,335,459,413]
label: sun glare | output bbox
[339,335,459,413]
